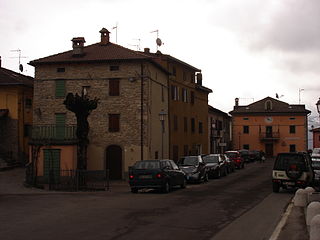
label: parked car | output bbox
[202,154,228,178]
[225,150,245,169]
[272,152,314,193]
[177,155,209,183]
[248,150,262,162]
[239,149,250,162]
[311,156,320,188]
[128,159,186,193]
[224,154,235,173]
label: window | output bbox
[290,144,296,152]
[24,124,31,137]
[109,79,120,96]
[184,117,188,132]
[174,115,178,131]
[182,88,188,102]
[155,151,159,159]
[243,126,249,134]
[243,117,249,120]
[199,122,203,134]
[172,66,176,76]
[110,65,119,71]
[55,80,65,98]
[57,67,65,73]
[25,98,32,108]
[290,125,296,134]
[183,71,186,81]
[265,100,273,110]
[171,85,179,101]
[191,118,195,133]
[109,114,120,132]
[161,86,164,102]
[190,91,195,104]
[289,117,296,120]
[243,144,249,150]
[190,73,195,83]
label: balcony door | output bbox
[266,126,273,138]
[106,145,122,180]
[55,113,66,139]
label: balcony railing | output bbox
[259,132,280,141]
[31,125,78,144]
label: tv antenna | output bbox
[10,49,27,72]
[150,29,164,51]
[129,38,141,50]
[112,22,118,43]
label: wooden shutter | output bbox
[55,80,65,98]
[109,114,120,132]
[109,79,120,96]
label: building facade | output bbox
[229,97,310,157]
[29,28,169,181]
[311,127,320,149]
[208,106,232,153]
[0,58,34,164]
[142,49,212,161]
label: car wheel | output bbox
[273,182,280,193]
[131,188,138,193]
[181,178,187,189]
[162,181,170,193]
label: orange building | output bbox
[311,127,320,148]
[229,97,310,157]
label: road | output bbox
[0,160,293,240]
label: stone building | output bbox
[229,97,311,157]
[208,106,232,153]
[29,28,169,181]
[0,57,33,165]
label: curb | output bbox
[269,201,294,240]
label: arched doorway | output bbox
[106,145,122,180]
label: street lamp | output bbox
[159,110,167,159]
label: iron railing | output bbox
[259,132,280,141]
[31,125,77,143]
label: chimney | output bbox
[196,72,202,86]
[144,48,150,53]
[99,28,110,45]
[235,98,239,107]
[71,37,86,56]
[0,56,1,68]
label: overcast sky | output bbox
[1,0,319,129]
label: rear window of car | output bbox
[134,161,160,169]
[178,156,199,166]
[203,155,219,163]
[226,152,239,158]
[274,154,307,171]
[312,160,320,170]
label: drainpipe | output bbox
[140,62,144,161]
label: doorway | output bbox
[265,143,274,158]
[106,145,122,180]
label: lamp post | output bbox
[316,98,320,122]
[159,110,167,159]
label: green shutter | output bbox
[55,114,66,139]
[55,80,65,98]
[43,149,61,182]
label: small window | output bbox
[182,88,188,102]
[183,71,186,81]
[289,117,296,120]
[289,144,296,152]
[155,151,159,159]
[265,100,273,110]
[110,66,119,71]
[109,114,120,132]
[25,98,32,108]
[55,80,65,98]
[243,126,249,134]
[109,79,120,96]
[57,68,65,73]
[171,85,179,101]
[199,122,203,134]
[290,125,296,134]
[172,66,176,76]
[243,117,249,120]
[190,91,195,104]
[191,118,195,133]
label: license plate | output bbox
[283,181,295,186]
[139,175,152,179]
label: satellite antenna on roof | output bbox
[150,29,164,51]
[10,49,27,73]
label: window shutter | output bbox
[55,80,65,98]
[109,79,120,96]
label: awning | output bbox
[0,109,9,118]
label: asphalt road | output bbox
[0,160,293,240]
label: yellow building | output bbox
[0,58,34,164]
[229,97,310,157]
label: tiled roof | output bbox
[0,67,33,87]
[229,97,311,115]
[209,105,230,117]
[29,42,151,66]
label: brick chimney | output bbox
[71,37,86,56]
[99,28,110,45]
[196,72,202,86]
[144,48,150,53]
[235,98,239,107]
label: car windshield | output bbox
[134,161,160,169]
[226,152,238,158]
[203,155,219,163]
[179,156,199,166]
[274,154,307,171]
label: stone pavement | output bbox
[0,167,310,240]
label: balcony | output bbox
[30,125,78,145]
[259,132,280,142]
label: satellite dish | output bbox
[156,38,162,47]
[19,64,23,72]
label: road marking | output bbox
[269,201,293,240]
